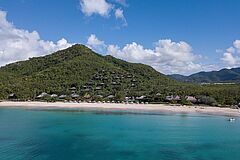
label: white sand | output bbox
[0,101,239,117]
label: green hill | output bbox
[0,44,176,100]
[0,44,240,106]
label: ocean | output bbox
[0,107,239,160]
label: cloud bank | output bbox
[87,34,208,75]
[0,10,72,66]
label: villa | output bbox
[185,96,197,103]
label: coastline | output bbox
[0,101,239,117]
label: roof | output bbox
[186,96,197,102]
[166,95,181,101]
[9,93,15,97]
[95,87,102,90]
[96,95,103,98]
[59,95,67,98]
[51,94,58,98]
[37,92,49,98]
[71,93,79,98]
[70,87,76,90]
[107,95,115,98]
[136,96,146,100]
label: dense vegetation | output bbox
[170,68,240,83]
[0,44,240,106]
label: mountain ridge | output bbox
[169,67,240,83]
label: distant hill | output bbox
[0,44,176,100]
[169,68,240,83]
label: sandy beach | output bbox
[0,101,239,117]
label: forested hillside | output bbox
[0,44,240,106]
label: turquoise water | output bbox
[0,108,240,160]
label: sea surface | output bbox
[0,107,239,160]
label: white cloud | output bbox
[226,47,235,53]
[87,34,105,46]
[221,52,238,66]
[233,40,240,53]
[80,0,112,17]
[87,34,106,53]
[221,40,240,66]
[86,34,219,75]
[107,39,203,75]
[0,10,72,66]
[115,8,127,26]
[79,0,128,28]
[115,8,124,19]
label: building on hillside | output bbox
[95,86,102,90]
[132,79,137,82]
[69,87,77,94]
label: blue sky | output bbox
[0,0,240,75]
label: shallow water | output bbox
[0,107,239,160]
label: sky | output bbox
[0,0,240,75]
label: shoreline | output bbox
[0,101,240,117]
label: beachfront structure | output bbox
[136,96,146,100]
[185,96,197,103]
[50,94,58,98]
[8,93,17,100]
[165,95,181,101]
[71,93,79,99]
[107,95,115,99]
[96,95,103,98]
[59,95,67,99]
[37,92,49,98]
